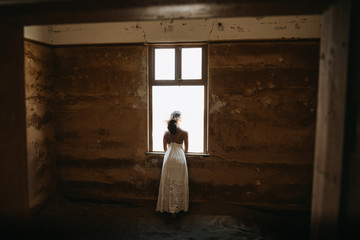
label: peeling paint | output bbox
[237,26,245,32]
[275,26,287,31]
[167,25,174,32]
[27,110,52,130]
[134,164,146,174]
[210,94,227,113]
[151,158,158,165]
[136,88,146,98]
[132,104,140,109]
[25,41,55,210]
[135,23,147,42]
[217,22,224,31]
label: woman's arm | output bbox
[163,132,168,152]
[184,131,189,153]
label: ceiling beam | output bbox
[0,0,333,25]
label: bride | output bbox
[156,111,189,218]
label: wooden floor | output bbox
[1,196,310,239]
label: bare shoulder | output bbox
[180,129,188,136]
[163,131,169,139]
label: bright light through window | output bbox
[155,49,175,80]
[181,48,202,79]
[152,86,204,153]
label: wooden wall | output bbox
[24,39,319,211]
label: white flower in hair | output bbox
[170,111,181,120]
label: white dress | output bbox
[156,141,189,213]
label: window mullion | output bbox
[176,46,181,83]
[152,80,203,86]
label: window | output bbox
[149,44,208,153]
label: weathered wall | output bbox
[53,45,149,200]
[207,41,318,209]
[52,40,319,211]
[209,41,318,162]
[25,40,56,212]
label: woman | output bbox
[156,111,189,218]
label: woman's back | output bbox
[163,129,189,152]
[164,129,187,144]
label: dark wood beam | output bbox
[339,0,360,238]
[0,0,333,25]
[0,21,29,221]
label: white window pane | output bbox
[181,48,202,80]
[152,86,204,153]
[155,48,175,80]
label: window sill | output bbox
[145,152,210,157]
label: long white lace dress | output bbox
[156,141,189,213]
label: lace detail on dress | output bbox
[157,179,188,213]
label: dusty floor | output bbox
[1,196,310,239]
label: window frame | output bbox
[148,43,208,154]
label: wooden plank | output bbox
[310,0,351,239]
[0,22,29,221]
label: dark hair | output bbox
[168,119,178,134]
